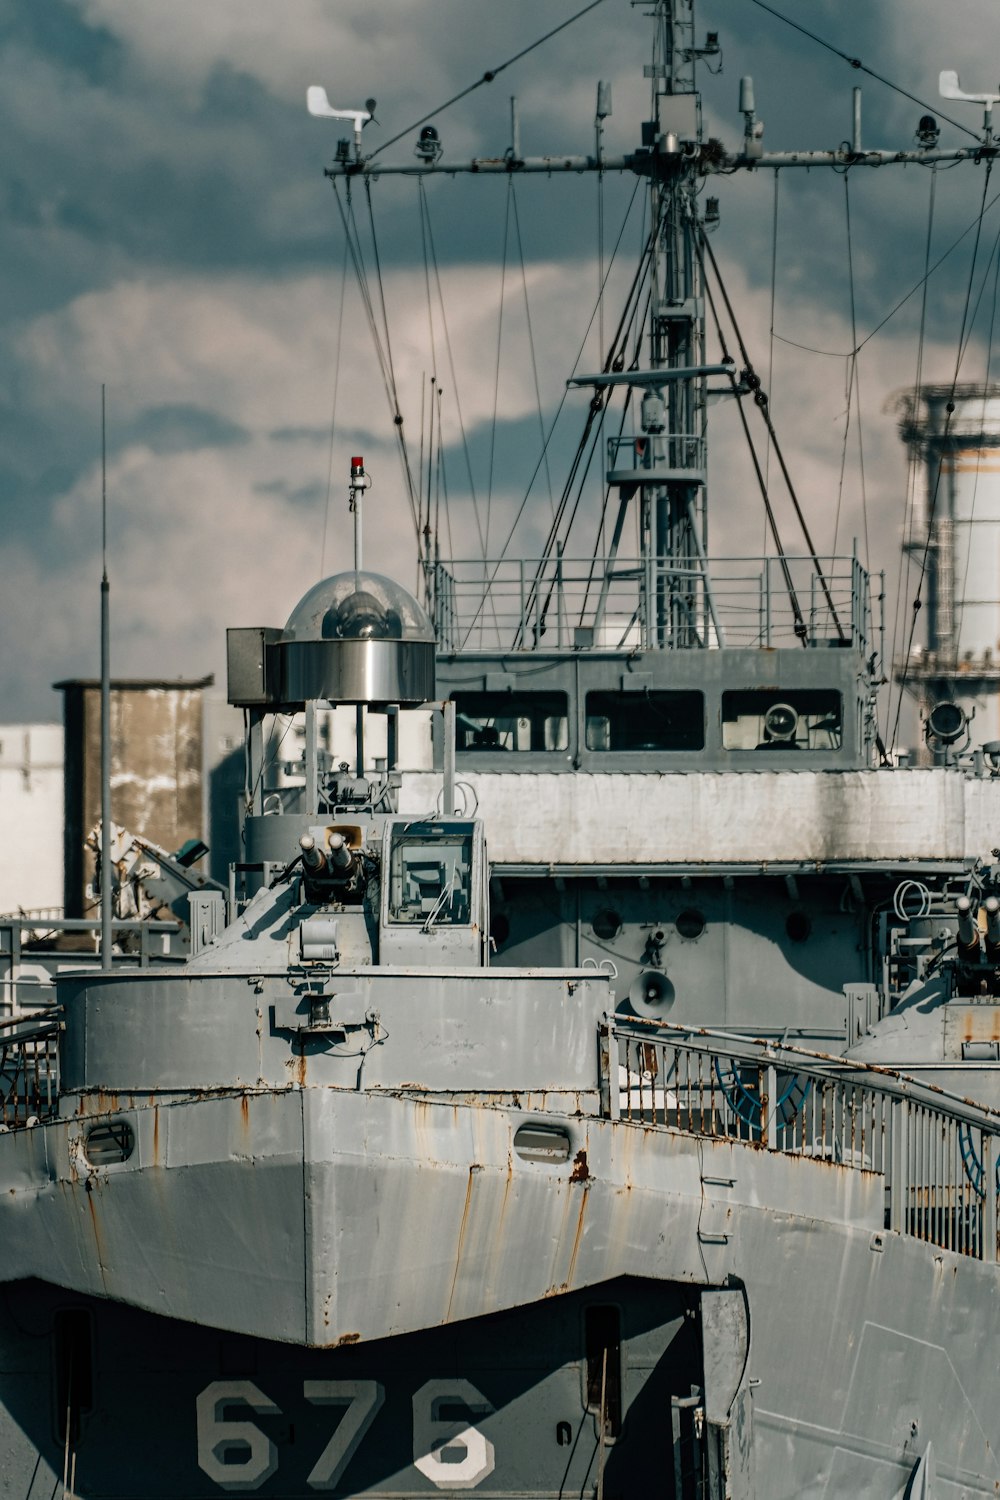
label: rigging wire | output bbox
[577,386,635,626]
[329,180,422,546]
[368,0,609,160]
[763,170,780,553]
[418,179,491,565]
[701,266,808,642]
[831,171,856,560]
[700,231,847,642]
[509,212,657,646]
[363,178,420,527]
[578,281,653,624]
[891,157,995,753]
[510,183,556,521]
[437,385,454,565]
[598,144,606,551]
[418,374,427,558]
[887,169,936,745]
[486,177,515,554]
[832,170,871,570]
[320,234,349,579]
[773,181,1000,361]
[417,187,438,566]
[747,0,981,142]
[490,179,644,571]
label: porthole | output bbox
[83,1119,135,1167]
[675,908,706,940]
[592,907,623,941]
[513,1124,571,1162]
[785,911,811,943]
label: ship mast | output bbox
[638,0,708,647]
[313,0,991,656]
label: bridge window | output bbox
[722,689,842,751]
[585,690,704,752]
[452,692,568,752]
[387,822,473,925]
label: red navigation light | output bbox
[351,456,364,471]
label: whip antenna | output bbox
[99,386,113,971]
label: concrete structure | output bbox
[0,724,63,915]
[896,384,1000,746]
[55,677,213,916]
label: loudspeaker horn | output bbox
[628,969,676,1018]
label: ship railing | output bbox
[0,1008,63,1128]
[605,432,707,476]
[431,553,869,654]
[0,915,183,1022]
[599,1018,1000,1262]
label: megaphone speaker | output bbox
[628,969,676,1018]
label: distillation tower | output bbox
[896,384,1000,755]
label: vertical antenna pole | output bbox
[99,387,113,972]
[348,456,370,778]
[852,87,862,154]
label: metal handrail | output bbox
[599,1017,1000,1261]
[0,1011,63,1128]
[433,553,869,654]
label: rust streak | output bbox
[152,1106,160,1166]
[565,1183,590,1287]
[496,1159,513,1232]
[446,1166,478,1322]
[240,1095,250,1131]
[86,1187,109,1292]
[335,1331,360,1346]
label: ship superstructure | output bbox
[5,3,1000,1498]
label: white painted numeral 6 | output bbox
[196,1380,280,1492]
[412,1380,496,1490]
[304,1381,384,1490]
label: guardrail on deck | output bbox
[599,1018,1000,1262]
[0,1010,62,1128]
[432,553,871,654]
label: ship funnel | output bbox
[895,384,1000,749]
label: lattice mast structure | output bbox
[315,0,991,658]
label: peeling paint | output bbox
[570,1149,590,1183]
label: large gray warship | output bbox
[5,2,1000,1495]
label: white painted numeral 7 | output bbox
[196,1381,280,1492]
[303,1380,385,1491]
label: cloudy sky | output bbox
[3,0,999,741]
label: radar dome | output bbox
[285,570,434,645]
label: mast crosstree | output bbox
[313,0,994,655]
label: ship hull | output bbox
[2,1088,999,1496]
